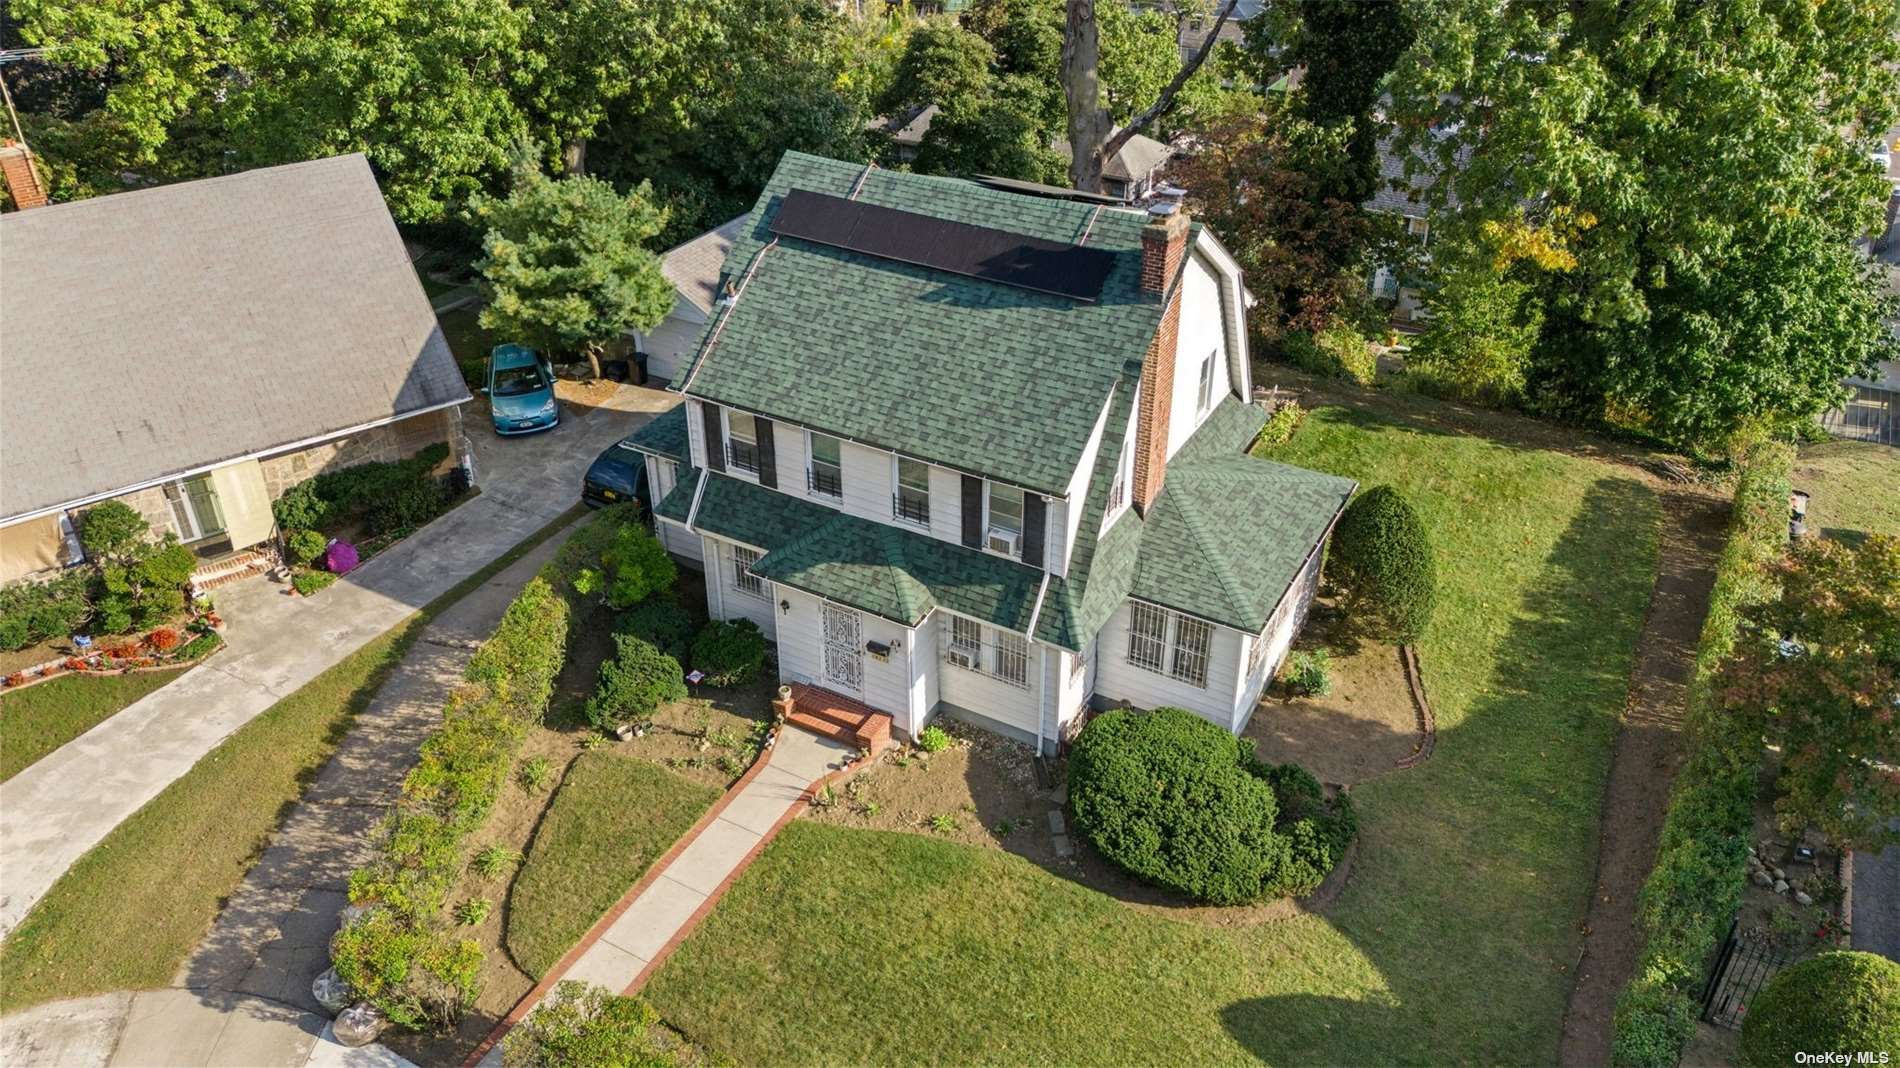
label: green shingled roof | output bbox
[677,152,1168,496]
[652,465,700,525]
[682,471,1043,629]
[623,402,690,462]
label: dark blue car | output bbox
[583,436,650,512]
[485,344,559,435]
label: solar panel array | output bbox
[768,188,1118,302]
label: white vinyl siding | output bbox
[700,534,776,639]
[647,456,703,563]
[1094,600,1245,730]
[1167,254,1235,458]
[1055,389,1117,577]
[775,587,914,723]
[943,616,1028,690]
[937,614,1043,738]
[1233,545,1324,728]
[627,298,707,383]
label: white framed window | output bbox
[1128,602,1168,673]
[1197,350,1217,413]
[1406,215,1430,240]
[807,432,843,499]
[893,457,930,525]
[731,544,766,599]
[943,615,1030,690]
[1126,601,1211,689]
[725,411,760,475]
[986,482,1025,557]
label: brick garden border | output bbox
[1393,643,1437,770]
[0,634,225,693]
[460,726,877,1067]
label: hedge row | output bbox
[272,443,453,538]
[331,508,627,1031]
[1611,441,1793,1067]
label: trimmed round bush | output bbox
[286,528,328,567]
[586,633,687,732]
[1255,761,1356,897]
[615,598,693,662]
[603,524,677,609]
[1328,484,1437,643]
[1068,707,1287,905]
[1740,951,1900,1068]
[690,619,767,687]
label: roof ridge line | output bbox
[678,237,778,394]
[1168,491,1252,626]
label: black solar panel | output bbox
[768,188,1117,302]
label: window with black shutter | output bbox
[755,418,777,488]
[960,475,983,547]
[701,403,725,473]
[1022,493,1046,567]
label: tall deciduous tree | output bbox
[1385,0,1900,451]
[471,171,674,381]
[1719,535,1900,850]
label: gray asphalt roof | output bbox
[661,215,747,315]
[1,154,468,521]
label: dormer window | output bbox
[725,411,761,475]
[986,483,1025,558]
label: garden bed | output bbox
[1244,602,1420,787]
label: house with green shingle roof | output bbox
[628,151,1354,751]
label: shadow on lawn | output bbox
[1219,475,1659,1064]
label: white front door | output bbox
[822,602,863,694]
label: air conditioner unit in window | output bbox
[947,649,977,670]
[986,527,1020,556]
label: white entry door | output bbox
[822,602,863,694]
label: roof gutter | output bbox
[0,395,471,528]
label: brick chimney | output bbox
[1132,204,1189,514]
[0,143,49,211]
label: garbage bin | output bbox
[634,350,649,386]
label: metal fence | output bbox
[1821,382,1899,445]
[1700,919,1797,1030]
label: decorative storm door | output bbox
[821,603,863,694]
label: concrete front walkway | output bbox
[0,386,666,938]
[471,727,855,1067]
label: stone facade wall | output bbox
[256,407,462,500]
[113,485,179,540]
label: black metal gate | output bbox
[1700,919,1796,1030]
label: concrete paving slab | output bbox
[601,876,707,961]
[662,818,761,895]
[248,803,386,892]
[109,989,228,1067]
[560,939,649,991]
[768,729,856,782]
[304,1027,419,1068]
[714,772,807,835]
[201,995,320,1068]
[0,992,131,1068]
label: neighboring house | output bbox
[628,215,748,385]
[0,154,472,584]
[1365,132,1441,331]
[630,151,1354,752]
[1052,129,1177,202]
[866,105,939,166]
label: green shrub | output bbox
[1612,441,1793,1067]
[1069,707,1287,905]
[615,598,694,661]
[370,478,448,536]
[95,540,196,631]
[587,634,686,732]
[689,619,766,687]
[1255,762,1356,897]
[1328,485,1437,643]
[454,898,492,926]
[1739,952,1900,1068]
[1283,649,1333,696]
[0,571,91,650]
[291,570,337,597]
[176,631,221,661]
[78,501,147,562]
[285,528,328,567]
[517,755,555,793]
[500,981,677,1068]
[1281,321,1376,385]
[916,724,952,753]
[471,844,523,879]
[328,906,482,1031]
[272,482,330,535]
[1256,400,1306,447]
[603,524,677,609]
[466,577,569,718]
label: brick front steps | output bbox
[191,548,275,592]
[782,682,893,755]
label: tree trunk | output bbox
[584,340,604,383]
[1062,0,1110,194]
[563,138,587,176]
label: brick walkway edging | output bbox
[460,727,875,1066]
[1393,644,1437,770]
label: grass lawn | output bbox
[0,506,584,1013]
[0,668,185,783]
[1793,439,1900,540]
[643,403,1663,1065]
[505,752,721,978]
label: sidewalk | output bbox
[0,395,645,938]
[471,727,856,1066]
[0,990,416,1068]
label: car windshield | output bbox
[492,364,547,397]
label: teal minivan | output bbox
[485,344,559,435]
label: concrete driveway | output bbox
[0,384,678,939]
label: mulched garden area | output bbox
[1244,601,1419,787]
